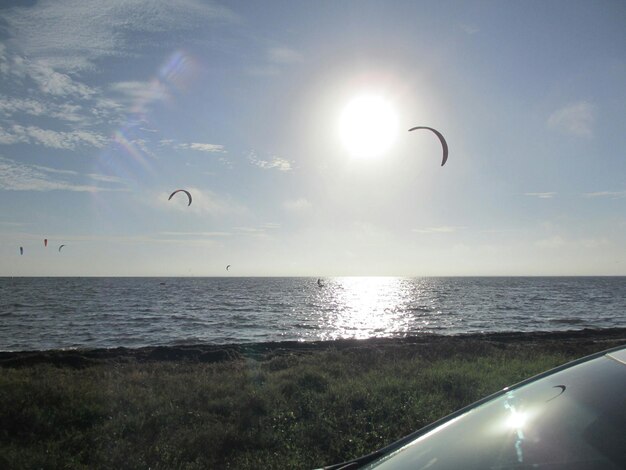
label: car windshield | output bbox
[1,1,625,469]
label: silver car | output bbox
[325,345,626,469]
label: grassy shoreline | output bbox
[2,328,625,469]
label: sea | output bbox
[1,277,625,352]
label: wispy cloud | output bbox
[2,0,237,72]
[0,48,124,135]
[0,96,85,122]
[0,3,231,150]
[249,152,292,172]
[582,190,626,199]
[248,46,303,76]
[233,227,266,234]
[0,126,26,145]
[0,97,46,117]
[0,124,107,149]
[283,198,312,211]
[232,225,278,238]
[160,139,225,153]
[0,156,126,192]
[31,164,77,176]
[547,101,595,137]
[412,226,462,234]
[525,192,556,199]
[0,49,96,98]
[180,143,225,153]
[86,173,125,184]
[110,80,169,114]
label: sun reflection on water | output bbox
[315,277,427,340]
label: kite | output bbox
[168,189,192,206]
[58,245,66,252]
[408,126,448,166]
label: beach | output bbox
[2,328,625,468]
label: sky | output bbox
[0,0,625,276]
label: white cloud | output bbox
[0,126,27,145]
[0,3,232,140]
[283,198,312,211]
[249,152,292,171]
[132,138,157,159]
[2,0,237,72]
[0,51,96,98]
[233,227,266,234]
[0,156,125,192]
[28,63,95,98]
[232,226,276,238]
[0,124,107,149]
[525,192,556,199]
[583,190,626,199]
[160,140,225,153]
[86,173,125,184]
[0,51,124,130]
[412,226,462,234]
[0,96,48,117]
[547,101,595,137]
[184,143,225,153]
[0,44,8,73]
[248,46,303,76]
[109,80,170,113]
[30,164,77,176]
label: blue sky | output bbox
[1,0,625,276]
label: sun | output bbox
[339,95,399,159]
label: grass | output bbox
[0,333,623,469]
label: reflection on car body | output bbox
[324,346,626,469]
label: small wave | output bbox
[550,318,585,325]
[407,306,431,313]
[293,323,318,330]
[3,302,33,309]
[496,305,519,311]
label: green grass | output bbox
[0,338,620,469]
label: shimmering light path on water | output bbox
[1,277,625,351]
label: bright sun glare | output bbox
[339,95,398,159]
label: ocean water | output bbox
[0,277,624,351]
